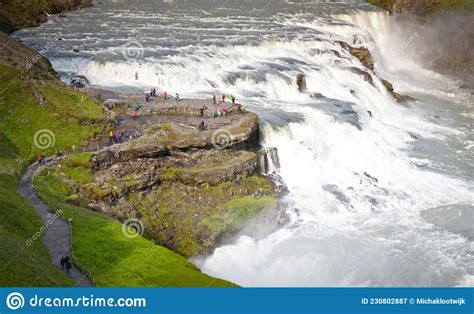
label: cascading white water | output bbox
[14,0,473,286]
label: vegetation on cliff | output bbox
[368,0,474,19]
[0,0,92,33]
[33,169,236,287]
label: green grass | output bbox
[0,64,105,286]
[34,168,236,287]
[0,175,74,287]
[0,66,105,176]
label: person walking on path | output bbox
[37,154,43,165]
[131,110,137,120]
[108,130,114,145]
[60,256,66,270]
[65,260,72,274]
[164,91,168,100]
[175,93,180,102]
[114,131,119,144]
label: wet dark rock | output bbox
[70,75,89,88]
[338,41,374,70]
[296,74,307,92]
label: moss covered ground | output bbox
[34,170,236,287]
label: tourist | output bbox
[133,102,141,111]
[213,95,217,105]
[200,105,208,117]
[128,131,133,141]
[37,154,43,165]
[145,93,150,102]
[65,259,72,274]
[199,120,206,131]
[121,130,126,142]
[41,153,46,165]
[231,95,236,105]
[237,103,243,113]
[175,93,180,102]
[132,110,137,120]
[222,94,226,102]
[164,91,168,100]
[60,256,66,270]
[108,130,114,144]
[114,131,119,144]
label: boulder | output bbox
[338,41,374,70]
[296,74,307,92]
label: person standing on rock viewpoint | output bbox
[164,91,168,100]
[222,94,226,102]
[175,93,180,102]
[213,95,217,105]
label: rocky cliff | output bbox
[0,0,93,33]
[368,0,474,80]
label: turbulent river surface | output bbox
[15,0,473,287]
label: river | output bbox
[14,0,474,287]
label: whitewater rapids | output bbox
[14,0,474,286]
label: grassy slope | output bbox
[34,167,236,287]
[0,65,105,286]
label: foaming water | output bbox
[15,0,474,286]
